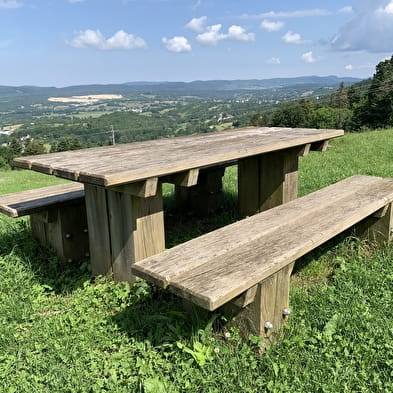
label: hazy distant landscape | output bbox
[0,55,392,171]
[0,75,361,155]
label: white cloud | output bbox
[241,8,331,19]
[331,0,393,52]
[162,36,191,53]
[384,1,393,13]
[226,25,255,41]
[282,31,306,44]
[345,64,353,70]
[0,0,23,8]
[338,6,353,14]
[267,57,281,64]
[69,0,86,3]
[196,24,255,46]
[69,29,146,50]
[260,19,284,32]
[302,51,316,63]
[196,24,225,46]
[185,16,207,33]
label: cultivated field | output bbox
[48,94,123,103]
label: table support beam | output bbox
[84,183,165,282]
[238,147,301,218]
[175,167,226,216]
[30,201,89,263]
[354,202,393,243]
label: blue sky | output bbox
[1,0,393,86]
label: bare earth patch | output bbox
[48,94,123,103]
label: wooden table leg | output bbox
[30,201,89,263]
[238,147,300,217]
[243,262,294,342]
[223,262,294,346]
[84,183,165,283]
[175,167,225,216]
[355,202,393,243]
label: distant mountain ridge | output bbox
[125,76,362,90]
[0,76,361,99]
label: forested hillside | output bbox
[252,55,393,132]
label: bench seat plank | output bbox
[132,175,393,310]
[133,175,383,287]
[0,183,84,218]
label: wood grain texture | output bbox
[84,183,165,282]
[238,147,299,217]
[131,184,165,263]
[84,184,112,276]
[0,183,84,218]
[107,189,136,281]
[236,262,294,342]
[272,262,294,330]
[259,147,299,211]
[162,169,199,187]
[109,184,165,282]
[13,127,343,187]
[132,175,393,311]
[109,177,158,198]
[238,156,260,217]
[249,274,277,338]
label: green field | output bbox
[1,129,393,392]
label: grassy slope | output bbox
[0,169,66,195]
[1,129,393,392]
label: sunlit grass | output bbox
[0,169,67,194]
[1,129,393,392]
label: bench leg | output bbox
[84,183,165,283]
[238,147,300,217]
[237,262,294,344]
[30,202,89,263]
[175,167,225,216]
[354,202,393,243]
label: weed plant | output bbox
[1,129,393,392]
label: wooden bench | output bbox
[132,175,393,341]
[0,183,89,263]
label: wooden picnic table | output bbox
[13,127,344,282]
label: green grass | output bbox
[0,169,67,194]
[299,129,393,195]
[1,129,393,392]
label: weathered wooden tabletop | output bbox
[13,127,344,187]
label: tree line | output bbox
[251,55,393,131]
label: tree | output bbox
[0,146,13,169]
[53,136,83,152]
[9,138,22,156]
[330,82,349,109]
[24,139,46,156]
[361,55,393,129]
[311,107,352,130]
[347,84,362,109]
[270,99,314,128]
[250,113,269,127]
